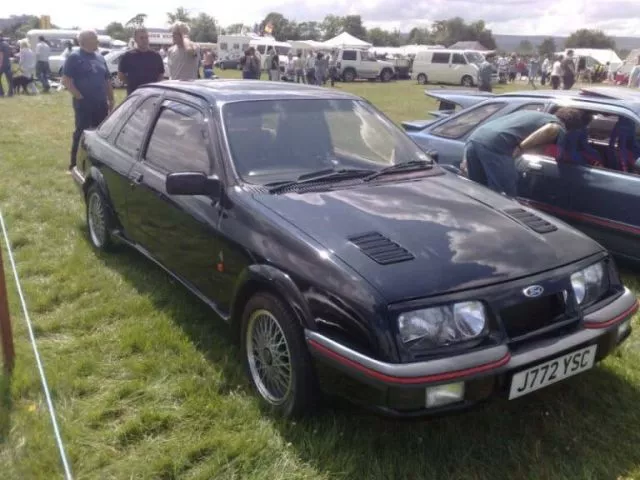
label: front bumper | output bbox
[306,288,638,417]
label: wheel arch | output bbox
[229,264,314,342]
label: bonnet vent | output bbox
[504,208,558,234]
[348,232,415,265]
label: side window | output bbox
[98,94,140,139]
[516,103,546,113]
[220,43,228,50]
[144,101,210,174]
[342,50,357,61]
[431,53,451,64]
[431,103,506,139]
[452,53,466,65]
[114,96,159,156]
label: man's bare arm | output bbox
[105,80,114,110]
[517,123,563,154]
[62,75,83,99]
[117,72,127,85]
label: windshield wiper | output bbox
[267,168,375,193]
[364,160,434,181]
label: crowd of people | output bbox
[475,50,614,92]
[237,47,339,86]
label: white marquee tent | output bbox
[557,48,623,71]
[322,32,372,49]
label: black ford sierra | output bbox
[71,80,637,417]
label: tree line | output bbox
[1,10,621,57]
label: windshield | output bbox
[222,99,431,185]
[361,51,377,61]
[465,52,485,65]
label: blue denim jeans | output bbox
[0,67,13,96]
[464,140,518,196]
[70,98,108,169]
[36,61,50,91]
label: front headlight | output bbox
[397,301,487,347]
[571,261,608,306]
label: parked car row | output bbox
[71,80,637,419]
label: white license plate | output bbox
[508,345,597,400]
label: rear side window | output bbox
[98,95,140,138]
[342,50,357,61]
[431,52,450,64]
[115,96,159,156]
[516,103,546,112]
[452,53,466,65]
[144,101,210,174]
[431,103,506,139]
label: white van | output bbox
[411,49,486,86]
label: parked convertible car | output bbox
[72,80,637,418]
[404,87,640,263]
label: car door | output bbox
[564,108,640,257]
[126,97,227,302]
[430,52,450,83]
[91,94,161,236]
[450,52,467,84]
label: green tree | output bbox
[190,13,218,43]
[105,22,129,41]
[225,23,244,35]
[367,27,390,46]
[430,17,496,49]
[260,12,297,41]
[297,21,321,41]
[125,13,147,28]
[538,37,557,58]
[517,39,534,55]
[408,27,430,45]
[342,15,367,40]
[321,15,344,40]
[566,29,615,49]
[167,7,192,25]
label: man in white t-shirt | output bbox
[550,55,562,90]
[35,35,51,92]
[167,22,199,80]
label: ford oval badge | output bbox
[523,285,544,298]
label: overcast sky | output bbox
[5,0,640,36]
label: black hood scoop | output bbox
[348,232,415,265]
[504,208,558,234]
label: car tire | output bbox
[241,292,318,418]
[461,75,474,87]
[380,69,392,82]
[342,68,356,82]
[85,184,115,251]
[417,73,427,85]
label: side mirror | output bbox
[425,149,439,162]
[166,172,221,197]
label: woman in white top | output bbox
[550,55,563,90]
[18,39,38,94]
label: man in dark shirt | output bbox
[462,108,583,196]
[118,27,165,95]
[0,37,14,97]
[561,50,576,90]
[62,30,114,171]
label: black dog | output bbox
[11,75,35,94]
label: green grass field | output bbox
[1,71,640,480]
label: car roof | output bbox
[498,86,640,113]
[141,79,361,103]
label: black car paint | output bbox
[74,80,635,415]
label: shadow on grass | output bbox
[0,372,12,443]
[91,232,640,479]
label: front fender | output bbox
[230,264,314,330]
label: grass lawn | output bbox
[1,71,640,480]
